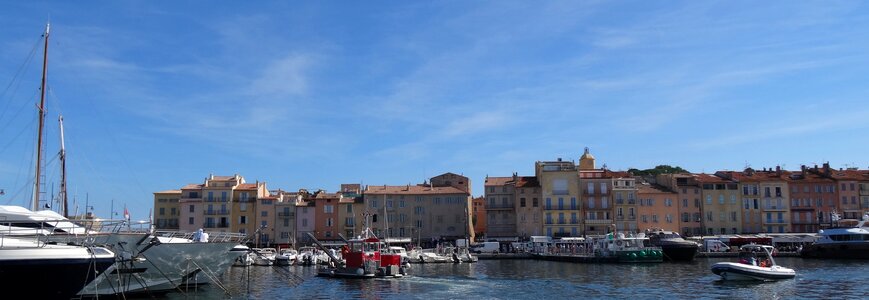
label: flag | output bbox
[124,206,130,221]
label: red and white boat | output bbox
[316,230,407,279]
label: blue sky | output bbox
[2,1,868,219]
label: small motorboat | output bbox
[711,244,795,281]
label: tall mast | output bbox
[59,115,68,217]
[33,23,50,211]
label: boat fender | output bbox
[616,241,623,247]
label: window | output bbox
[326,218,333,227]
[261,211,268,217]
[387,200,393,208]
[520,198,526,207]
[588,197,595,209]
[546,198,552,210]
[553,179,568,195]
[682,199,688,207]
[558,198,564,210]
[189,205,195,213]
[399,200,405,208]
[533,198,539,207]
[602,197,609,209]
[718,195,725,204]
[324,205,334,213]
[665,198,672,207]
[261,221,267,228]
[706,212,713,221]
[731,195,737,204]
[372,199,378,208]
[240,203,247,211]
[240,216,247,224]
[302,219,308,227]
[706,195,712,205]
[600,183,608,194]
[188,217,194,225]
[587,183,595,194]
[159,207,165,215]
[666,214,672,223]
[571,197,577,210]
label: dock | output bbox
[476,253,533,260]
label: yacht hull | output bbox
[0,246,114,299]
[660,244,699,262]
[800,243,869,259]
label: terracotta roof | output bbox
[826,170,867,181]
[604,170,633,178]
[365,185,469,195]
[154,189,182,194]
[236,183,258,190]
[484,177,513,186]
[721,171,787,183]
[515,176,539,188]
[315,192,342,199]
[693,173,731,183]
[181,184,204,190]
[210,176,235,181]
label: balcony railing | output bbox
[487,204,515,210]
[278,212,294,217]
[585,219,612,224]
[203,210,230,215]
[204,197,229,203]
[204,222,230,228]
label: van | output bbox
[703,239,731,252]
[471,242,500,254]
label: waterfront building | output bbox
[177,174,238,233]
[153,190,181,230]
[363,173,474,246]
[234,182,268,239]
[484,176,517,238]
[695,174,742,235]
[537,157,582,237]
[715,170,764,234]
[472,196,486,238]
[337,184,365,240]
[812,165,864,220]
[656,173,703,236]
[636,182,680,233]
[254,194,278,246]
[295,195,316,245]
[785,165,835,233]
[861,172,869,213]
[274,190,300,248]
[514,176,542,238]
[309,191,342,241]
[611,172,638,233]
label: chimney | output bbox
[823,162,831,176]
[801,165,807,176]
[512,172,518,182]
[775,166,782,176]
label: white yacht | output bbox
[712,244,796,281]
[0,205,247,296]
[253,247,277,266]
[800,212,869,259]
[0,228,116,299]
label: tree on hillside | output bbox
[628,165,689,176]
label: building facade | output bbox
[636,183,680,232]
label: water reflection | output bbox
[156,257,868,299]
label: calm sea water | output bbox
[156,258,868,299]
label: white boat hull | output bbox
[711,262,796,281]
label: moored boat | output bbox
[316,228,407,278]
[800,212,869,259]
[711,244,795,281]
[646,229,699,262]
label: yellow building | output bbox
[153,190,181,230]
[695,174,742,235]
[536,158,582,237]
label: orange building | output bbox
[311,191,342,241]
[636,182,680,233]
[472,196,486,239]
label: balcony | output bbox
[616,215,624,221]
[204,222,230,228]
[764,219,787,225]
[791,220,816,225]
[763,206,788,211]
[203,210,230,215]
[204,197,229,203]
[486,204,515,210]
[237,197,256,203]
[278,212,294,217]
[585,219,613,225]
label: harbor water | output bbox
[157,258,868,299]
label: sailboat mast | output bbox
[59,115,68,217]
[33,23,50,211]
